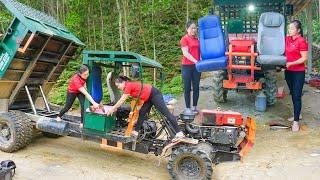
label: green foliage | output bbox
[161,75,183,96]
[0,6,13,34]
[314,20,320,44]
[44,0,211,105]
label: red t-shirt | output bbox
[285,35,308,71]
[123,82,152,102]
[68,74,86,94]
[180,34,200,65]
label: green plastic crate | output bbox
[84,113,115,132]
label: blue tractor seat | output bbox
[91,65,103,103]
[196,15,227,72]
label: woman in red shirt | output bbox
[57,65,99,123]
[285,20,308,131]
[180,21,201,114]
[106,76,184,142]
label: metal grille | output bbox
[218,2,285,33]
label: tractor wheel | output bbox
[212,70,227,103]
[263,73,277,105]
[0,111,33,152]
[167,146,213,180]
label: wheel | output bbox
[263,72,277,105]
[212,70,228,103]
[0,111,33,152]
[167,146,213,180]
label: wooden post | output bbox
[307,4,313,78]
[0,99,9,113]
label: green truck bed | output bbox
[0,0,84,111]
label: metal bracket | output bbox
[25,85,37,115]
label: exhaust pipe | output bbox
[185,122,199,134]
[180,109,199,134]
[36,117,69,136]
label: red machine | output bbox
[199,109,243,126]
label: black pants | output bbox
[58,92,85,123]
[285,70,305,122]
[182,65,201,108]
[135,87,180,133]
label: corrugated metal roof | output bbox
[0,0,85,46]
[83,51,163,69]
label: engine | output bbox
[180,109,246,147]
[141,120,157,139]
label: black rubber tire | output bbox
[0,111,33,153]
[263,73,277,105]
[42,132,61,138]
[212,70,227,103]
[167,146,213,180]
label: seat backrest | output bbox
[198,15,225,60]
[257,12,285,55]
[91,65,103,103]
[107,71,121,104]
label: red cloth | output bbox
[180,34,200,65]
[285,35,308,71]
[68,74,86,94]
[124,82,152,102]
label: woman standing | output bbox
[285,20,308,131]
[180,21,201,114]
[57,65,99,124]
[106,76,185,142]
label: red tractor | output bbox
[196,1,291,106]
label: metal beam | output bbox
[9,35,52,105]
[307,4,313,78]
[25,86,37,115]
[41,41,73,96]
[291,0,312,16]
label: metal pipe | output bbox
[25,86,37,115]
[185,122,199,134]
[39,85,51,113]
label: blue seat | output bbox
[196,15,227,72]
[91,65,103,103]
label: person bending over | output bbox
[57,65,99,125]
[106,76,184,142]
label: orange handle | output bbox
[18,33,35,53]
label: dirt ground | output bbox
[1,73,320,180]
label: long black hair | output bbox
[290,20,303,37]
[77,64,89,75]
[115,76,131,83]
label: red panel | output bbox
[233,75,252,83]
[199,109,243,126]
[230,40,255,53]
[223,80,237,89]
[246,82,262,90]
